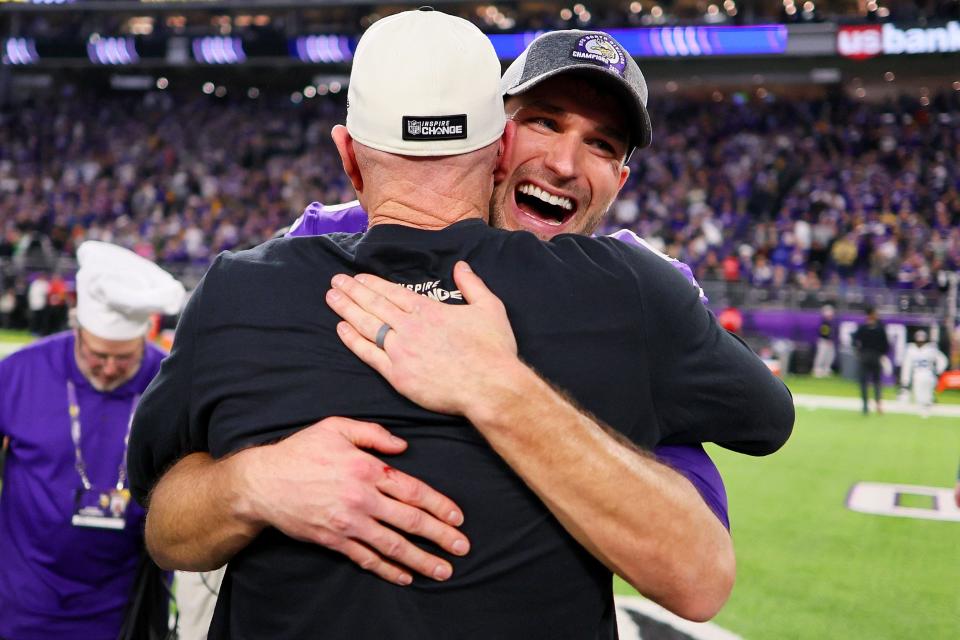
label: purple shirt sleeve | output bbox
[654,444,730,530]
[287,201,369,237]
[607,228,708,304]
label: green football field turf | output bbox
[615,407,960,639]
[0,329,32,343]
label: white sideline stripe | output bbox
[793,393,960,418]
[615,595,743,640]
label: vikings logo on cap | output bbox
[570,33,627,76]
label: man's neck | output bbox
[363,178,488,230]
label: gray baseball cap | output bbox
[500,30,652,152]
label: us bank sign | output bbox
[837,21,960,59]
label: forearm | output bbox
[467,361,734,622]
[145,452,262,572]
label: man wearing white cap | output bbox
[0,241,184,640]
[129,9,792,637]
[143,25,738,619]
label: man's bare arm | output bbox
[327,263,735,621]
[144,417,470,585]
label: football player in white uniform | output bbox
[899,330,948,417]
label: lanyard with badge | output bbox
[67,380,139,530]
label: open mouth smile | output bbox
[514,182,578,227]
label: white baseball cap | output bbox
[76,241,186,341]
[346,7,506,157]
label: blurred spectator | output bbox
[853,306,890,415]
[812,304,836,378]
[899,330,948,418]
[0,288,14,329]
[27,274,49,336]
[47,272,69,335]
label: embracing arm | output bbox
[143,418,469,583]
[128,265,468,584]
[144,451,254,571]
[328,263,734,621]
[466,360,734,621]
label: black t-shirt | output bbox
[129,219,793,640]
[853,322,889,364]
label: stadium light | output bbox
[3,38,39,66]
[87,37,139,66]
[192,37,246,65]
[292,35,353,64]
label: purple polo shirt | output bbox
[0,332,165,640]
[287,201,729,529]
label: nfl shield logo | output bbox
[407,120,421,136]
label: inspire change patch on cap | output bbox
[402,115,468,141]
[570,33,627,76]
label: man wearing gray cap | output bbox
[0,241,184,640]
[129,9,792,637]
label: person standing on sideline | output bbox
[954,459,960,508]
[26,273,49,336]
[0,241,184,640]
[812,304,836,378]
[899,330,948,418]
[853,306,890,415]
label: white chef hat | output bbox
[76,241,186,341]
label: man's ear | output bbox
[616,162,630,195]
[332,125,363,193]
[493,120,517,183]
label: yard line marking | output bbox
[616,595,743,640]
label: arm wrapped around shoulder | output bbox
[614,240,795,456]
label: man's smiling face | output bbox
[490,74,632,240]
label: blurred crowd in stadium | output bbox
[1,86,959,331]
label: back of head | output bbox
[346,8,505,158]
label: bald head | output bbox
[332,123,514,230]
